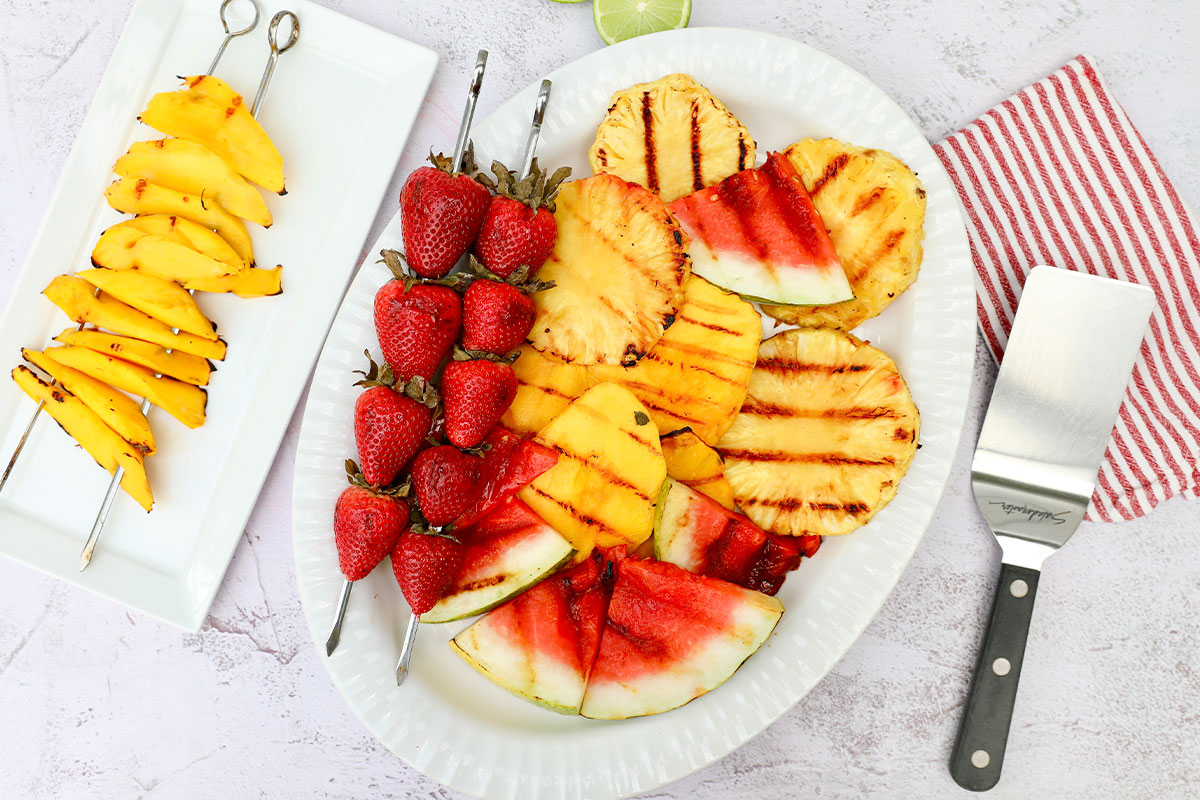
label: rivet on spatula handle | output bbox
[950,562,1041,791]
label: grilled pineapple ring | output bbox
[530,174,690,366]
[717,328,920,537]
[763,139,926,330]
[590,74,755,204]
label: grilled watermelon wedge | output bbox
[450,550,615,714]
[423,498,575,623]
[654,478,820,595]
[668,152,853,306]
[456,427,559,529]
[580,555,783,719]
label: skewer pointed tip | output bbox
[325,631,339,657]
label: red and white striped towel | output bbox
[933,54,1200,522]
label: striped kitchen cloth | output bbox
[932,54,1200,522]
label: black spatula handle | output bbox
[950,562,1041,791]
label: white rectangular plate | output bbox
[0,0,436,630]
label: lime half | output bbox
[593,0,691,45]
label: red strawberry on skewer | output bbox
[461,277,536,356]
[353,352,439,488]
[392,528,464,616]
[373,250,461,382]
[399,147,491,279]
[474,159,571,278]
[411,444,487,528]
[441,350,518,449]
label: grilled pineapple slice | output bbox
[660,428,735,510]
[590,74,755,203]
[502,343,589,435]
[763,139,925,330]
[518,383,666,557]
[531,174,689,366]
[717,328,919,537]
[588,274,760,445]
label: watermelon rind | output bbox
[450,624,585,716]
[422,525,575,624]
[652,477,701,568]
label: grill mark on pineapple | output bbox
[575,216,673,285]
[527,382,580,402]
[809,154,849,196]
[739,399,901,419]
[742,496,871,515]
[524,485,623,538]
[756,358,868,374]
[718,449,896,467]
[689,100,704,191]
[640,92,659,193]
[737,133,749,170]
[550,449,655,501]
[615,378,725,410]
[851,187,885,214]
[567,403,661,454]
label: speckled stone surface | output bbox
[1,1,1198,798]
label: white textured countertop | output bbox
[2,1,1198,797]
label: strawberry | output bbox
[460,278,535,355]
[411,445,485,527]
[334,463,410,581]
[474,159,571,278]
[399,148,491,279]
[391,528,464,615]
[374,251,461,381]
[441,353,518,449]
[353,353,439,487]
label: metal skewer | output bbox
[325,50,490,660]
[0,0,263,501]
[80,4,300,571]
[394,74,552,686]
[208,0,261,77]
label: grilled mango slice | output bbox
[502,343,590,436]
[590,73,755,203]
[75,268,217,340]
[42,276,226,361]
[43,346,207,430]
[518,383,666,557]
[93,225,238,283]
[763,139,926,330]
[11,366,153,511]
[717,328,920,537]
[115,215,244,270]
[115,138,272,227]
[587,274,760,445]
[105,178,253,264]
[660,428,735,510]
[53,329,211,387]
[531,174,689,366]
[139,76,285,194]
[22,348,155,456]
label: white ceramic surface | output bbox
[0,0,436,629]
[292,27,975,799]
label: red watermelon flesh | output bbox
[455,427,558,528]
[580,556,783,719]
[654,478,820,595]
[422,498,574,623]
[668,151,852,305]
[450,550,615,714]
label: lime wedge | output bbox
[550,0,587,4]
[593,0,691,45]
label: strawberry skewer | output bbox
[393,82,555,686]
[325,50,488,658]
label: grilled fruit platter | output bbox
[10,76,286,511]
[333,73,925,719]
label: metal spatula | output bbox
[950,266,1154,790]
